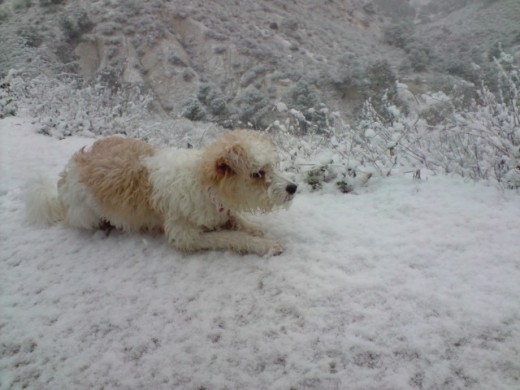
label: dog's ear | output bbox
[215,144,246,176]
[215,158,233,176]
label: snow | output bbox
[1,116,520,390]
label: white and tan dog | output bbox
[27,130,297,256]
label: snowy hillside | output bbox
[1,0,519,124]
[1,116,520,389]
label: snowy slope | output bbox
[1,117,520,390]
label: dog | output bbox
[26,130,297,256]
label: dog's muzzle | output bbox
[271,171,297,204]
[283,182,297,203]
[286,183,297,195]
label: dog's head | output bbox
[202,130,297,213]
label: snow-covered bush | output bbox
[286,81,319,114]
[181,83,230,124]
[424,51,520,188]
[443,58,479,83]
[382,22,415,50]
[419,96,453,126]
[437,85,519,187]
[406,43,433,72]
[181,97,207,122]
[266,105,383,193]
[0,26,35,78]
[0,8,11,23]
[59,10,94,43]
[197,83,228,118]
[0,81,17,118]
[284,80,334,134]
[332,57,402,120]
[236,87,270,129]
[16,26,43,48]
[1,70,26,118]
[352,79,519,188]
[5,68,228,149]
[267,63,520,192]
[39,0,65,6]
[9,72,154,139]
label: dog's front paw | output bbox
[265,241,284,257]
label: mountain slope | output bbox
[2,0,517,124]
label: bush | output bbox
[443,58,478,83]
[59,10,93,42]
[197,84,228,116]
[363,60,397,95]
[237,88,270,128]
[305,164,355,193]
[268,59,520,192]
[10,73,153,139]
[436,85,519,186]
[59,16,78,41]
[332,58,400,122]
[383,23,435,73]
[286,81,319,114]
[0,82,17,118]
[0,9,10,23]
[180,84,231,124]
[13,0,32,11]
[330,54,364,96]
[359,60,398,122]
[487,41,503,62]
[17,26,43,48]
[382,22,414,49]
[335,59,396,106]
[284,81,333,134]
[419,101,453,125]
[430,75,475,111]
[420,0,471,16]
[405,42,433,72]
[181,97,207,121]
[39,0,64,6]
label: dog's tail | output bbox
[26,174,63,226]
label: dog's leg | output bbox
[203,231,283,256]
[165,220,282,256]
[227,215,265,237]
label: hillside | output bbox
[1,0,518,126]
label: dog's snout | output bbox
[286,183,297,195]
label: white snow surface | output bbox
[1,117,520,390]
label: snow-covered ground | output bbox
[1,116,519,390]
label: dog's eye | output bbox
[251,170,265,179]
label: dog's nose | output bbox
[286,183,297,195]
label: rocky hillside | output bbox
[1,0,519,127]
